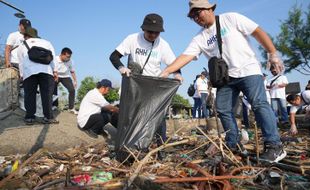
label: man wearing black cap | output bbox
[109,13,182,157]
[160,0,286,163]
[77,79,119,138]
[5,18,31,69]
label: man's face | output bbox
[60,53,71,62]
[144,30,160,42]
[101,87,110,95]
[271,69,278,76]
[188,8,214,27]
[289,97,301,106]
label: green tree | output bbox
[171,94,191,108]
[77,76,97,104]
[105,88,119,103]
[261,4,310,75]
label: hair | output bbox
[286,94,299,103]
[96,82,102,89]
[61,47,72,55]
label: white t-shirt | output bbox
[290,91,310,114]
[193,81,199,98]
[6,31,24,64]
[116,32,176,77]
[183,12,262,78]
[267,75,288,99]
[56,56,75,78]
[17,38,57,80]
[77,88,110,128]
[196,77,209,93]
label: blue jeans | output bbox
[193,97,202,118]
[201,93,209,118]
[271,98,289,122]
[216,75,281,148]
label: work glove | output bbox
[289,124,298,135]
[267,52,285,74]
[173,73,183,82]
[118,66,131,77]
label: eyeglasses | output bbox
[188,9,204,20]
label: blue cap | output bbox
[99,79,113,88]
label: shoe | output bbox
[260,143,287,163]
[84,130,98,138]
[42,117,59,124]
[69,109,78,115]
[229,143,248,157]
[24,118,35,125]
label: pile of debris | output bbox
[0,124,310,189]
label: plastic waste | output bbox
[92,171,113,183]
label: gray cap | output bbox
[188,0,216,15]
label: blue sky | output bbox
[1,0,309,104]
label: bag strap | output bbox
[270,75,281,87]
[23,40,30,50]
[141,41,154,73]
[215,15,223,57]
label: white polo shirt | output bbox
[56,56,75,78]
[183,12,262,78]
[267,75,288,99]
[77,88,110,128]
[6,31,24,64]
[116,32,176,77]
[17,38,56,80]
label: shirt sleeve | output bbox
[228,12,258,36]
[183,37,202,60]
[6,33,16,46]
[115,35,132,56]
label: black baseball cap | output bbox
[141,13,164,32]
[98,79,113,88]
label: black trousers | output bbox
[53,77,75,109]
[23,73,55,119]
[83,110,118,134]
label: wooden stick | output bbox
[125,138,192,189]
[254,123,260,165]
[154,174,260,183]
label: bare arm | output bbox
[251,27,276,54]
[71,71,78,88]
[5,45,12,68]
[160,54,196,77]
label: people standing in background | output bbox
[5,19,31,69]
[267,65,289,125]
[196,71,209,118]
[192,74,202,118]
[17,27,58,125]
[53,47,78,114]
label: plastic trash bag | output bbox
[115,75,180,155]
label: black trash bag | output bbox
[115,74,180,161]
